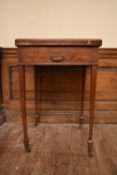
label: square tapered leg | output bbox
[88,65,97,156]
[19,65,31,152]
[79,66,86,128]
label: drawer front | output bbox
[18,47,97,65]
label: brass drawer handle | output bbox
[50,55,65,62]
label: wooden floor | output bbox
[0,122,117,175]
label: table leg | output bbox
[34,66,40,126]
[79,66,86,128]
[88,65,97,156]
[19,65,31,152]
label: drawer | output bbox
[18,47,97,65]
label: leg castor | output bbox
[24,138,31,153]
[79,115,84,129]
[88,139,93,157]
[35,115,39,126]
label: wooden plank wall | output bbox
[0,48,2,110]
[0,48,5,125]
[1,48,117,123]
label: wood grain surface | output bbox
[0,122,117,175]
[1,48,117,123]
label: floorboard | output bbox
[0,122,117,175]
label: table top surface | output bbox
[15,39,102,47]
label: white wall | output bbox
[0,0,117,47]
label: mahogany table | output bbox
[15,39,102,156]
